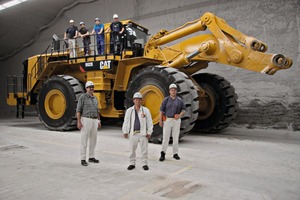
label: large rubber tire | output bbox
[125,66,199,143]
[37,75,84,131]
[192,73,238,132]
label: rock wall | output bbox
[233,79,300,130]
[0,0,299,130]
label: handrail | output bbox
[28,31,134,91]
[31,44,52,79]
[51,32,130,58]
[6,75,23,98]
[6,75,12,98]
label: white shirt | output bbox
[122,106,153,136]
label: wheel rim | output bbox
[198,85,215,120]
[139,85,164,124]
[44,89,66,119]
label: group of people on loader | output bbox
[64,14,134,57]
[76,81,185,171]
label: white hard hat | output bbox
[85,81,94,88]
[113,14,119,18]
[133,92,142,99]
[169,83,177,89]
[79,21,84,25]
[95,18,100,21]
[69,19,74,23]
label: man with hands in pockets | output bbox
[122,92,153,171]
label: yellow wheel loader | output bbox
[7,13,292,143]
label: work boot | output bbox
[173,154,180,160]
[159,151,165,162]
[143,165,149,171]
[127,165,135,170]
[81,160,88,166]
[88,158,99,163]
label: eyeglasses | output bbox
[87,86,94,89]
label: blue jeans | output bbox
[96,35,104,55]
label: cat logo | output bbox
[99,60,111,69]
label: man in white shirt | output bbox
[122,92,153,170]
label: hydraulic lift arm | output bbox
[144,12,292,75]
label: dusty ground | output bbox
[0,117,299,200]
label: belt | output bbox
[166,116,174,118]
[133,130,140,134]
[83,116,98,119]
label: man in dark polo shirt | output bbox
[159,83,185,161]
[76,81,101,166]
[64,19,78,58]
[78,22,91,56]
[105,14,124,54]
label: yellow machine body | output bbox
[6,13,292,139]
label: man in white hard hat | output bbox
[64,19,78,58]
[76,81,101,166]
[159,83,185,161]
[122,92,153,170]
[105,14,124,54]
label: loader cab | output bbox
[120,20,149,57]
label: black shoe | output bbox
[81,160,88,166]
[88,158,99,163]
[127,165,135,170]
[143,165,149,170]
[173,154,180,160]
[159,151,165,162]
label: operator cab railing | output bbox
[29,21,149,89]
[50,21,148,60]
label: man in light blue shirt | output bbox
[91,18,104,55]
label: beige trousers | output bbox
[161,118,181,154]
[129,134,148,165]
[80,117,98,160]
[68,39,77,58]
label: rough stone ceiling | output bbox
[0,0,97,61]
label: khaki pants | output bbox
[80,117,98,160]
[129,134,148,165]
[68,39,77,58]
[161,118,181,154]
